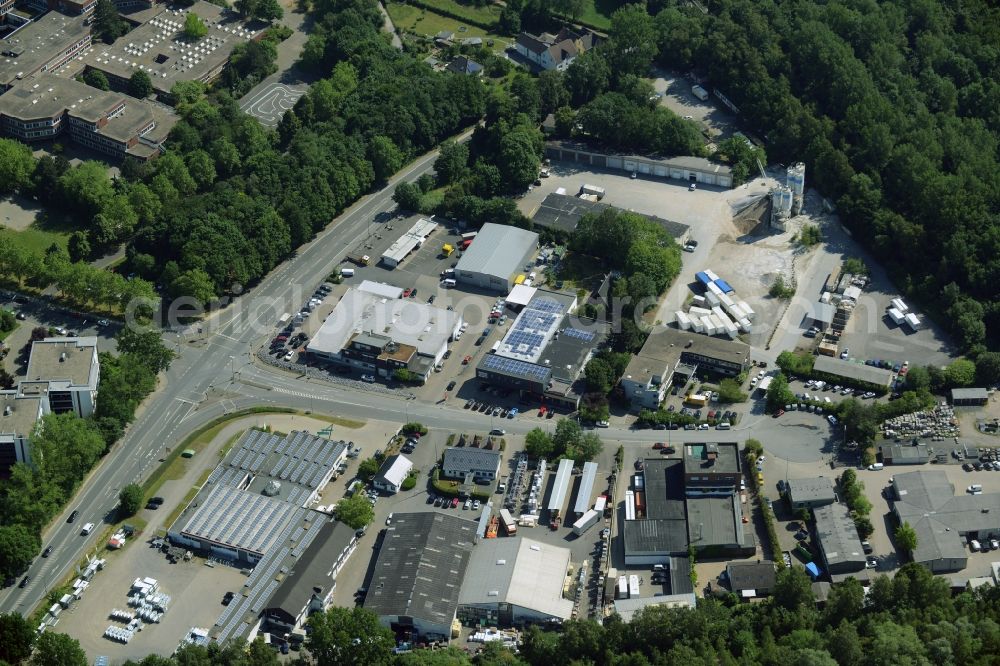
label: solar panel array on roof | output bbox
[181,485,299,557]
[479,353,551,383]
[562,327,595,342]
[499,295,567,362]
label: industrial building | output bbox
[80,2,266,97]
[786,477,836,510]
[457,537,574,627]
[168,429,348,564]
[441,447,501,483]
[454,223,539,292]
[0,336,100,477]
[683,442,741,496]
[530,192,690,244]
[891,471,1000,573]
[878,443,930,465]
[812,356,895,389]
[726,561,776,598]
[622,459,687,564]
[547,458,574,517]
[573,461,598,516]
[260,520,357,635]
[0,75,175,160]
[813,503,866,576]
[544,141,734,188]
[373,454,413,494]
[951,388,988,407]
[363,512,477,641]
[475,289,607,410]
[306,282,462,376]
[0,12,91,91]
[381,218,437,268]
[621,326,751,411]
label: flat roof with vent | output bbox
[25,337,98,388]
[0,11,90,88]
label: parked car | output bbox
[446,381,457,391]
[361,374,376,382]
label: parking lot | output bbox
[649,69,741,148]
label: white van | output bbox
[81,522,95,536]
[716,422,731,430]
[341,268,355,277]
[868,463,884,471]
[442,278,457,288]
[970,539,981,552]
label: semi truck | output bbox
[346,253,371,266]
[499,509,517,536]
[572,509,600,535]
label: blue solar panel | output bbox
[531,297,563,313]
[563,328,596,342]
[481,353,550,382]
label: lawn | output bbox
[387,1,506,41]
[573,0,614,30]
[0,318,17,342]
[0,223,71,256]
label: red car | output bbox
[462,355,472,365]
[774,409,785,418]
[451,497,459,508]
[402,288,412,298]
[652,442,664,449]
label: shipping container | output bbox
[719,292,735,308]
[624,491,635,520]
[628,574,641,598]
[594,495,608,513]
[687,393,708,407]
[499,509,517,535]
[618,576,628,599]
[572,509,600,535]
[692,295,707,307]
[738,318,753,333]
[737,300,755,321]
[714,279,735,294]
[891,298,908,313]
[904,312,921,330]
[722,317,739,338]
[675,311,692,330]
[888,308,905,325]
[634,492,645,517]
[695,271,711,286]
[580,183,606,199]
[700,315,714,335]
[691,317,705,333]
[707,281,723,296]
[704,269,720,282]
[705,291,721,307]
[708,315,724,335]
[726,303,745,321]
[689,306,712,317]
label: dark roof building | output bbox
[0,12,91,90]
[446,55,482,75]
[530,192,690,242]
[363,512,477,641]
[442,446,501,482]
[683,442,741,496]
[726,561,776,597]
[623,459,688,565]
[951,388,988,406]
[262,520,357,633]
[813,503,866,575]
[813,356,894,389]
[879,443,931,465]
[686,494,755,556]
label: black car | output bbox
[409,289,418,298]
[42,546,52,558]
[146,502,159,510]
[68,510,79,524]
[428,295,435,304]
[444,350,452,359]
[19,576,29,588]
[222,591,235,606]
[447,381,457,391]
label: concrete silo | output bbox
[786,162,806,215]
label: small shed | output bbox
[951,388,988,407]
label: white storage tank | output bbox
[737,300,756,322]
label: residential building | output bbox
[813,503,866,576]
[0,12,91,91]
[513,27,595,71]
[441,447,501,483]
[445,56,482,76]
[0,75,175,160]
[786,477,836,510]
[454,223,538,292]
[373,454,412,494]
[24,337,100,418]
[80,1,267,98]
[545,140,734,188]
[363,512,477,641]
[726,561,776,598]
[951,388,988,407]
[306,282,462,375]
[261,520,358,634]
[457,537,573,627]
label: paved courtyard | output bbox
[239,82,307,127]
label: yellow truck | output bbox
[442,243,454,257]
[685,393,708,407]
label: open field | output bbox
[0,223,72,255]
[387,0,501,30]
[387,2,506,41]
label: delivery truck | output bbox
[346,253,370,266]
[579,183,606,199]
[499,509,517,536]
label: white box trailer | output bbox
[726,302,746,321]
[721,317,739,338]
[739,317,753,333]
[904,312,922,330]
[891,298,908,313]
[691,317,705,333]
[705,291,721,307]
[701,316,716,335]
[708,315,724,335]
[689,306,712,317]
[711,306,727,321]
[737,300,756,322]
[618,576,628,599]
[704,269,720,282]
[707,281,723,296]
[628,574,641,598]
[719,292,735,308]
[888,308,905,325]
[572,509,600,535]
[675,311,692,330]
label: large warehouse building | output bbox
[168,429,348,564]
[454,223,539,292]
[545,140,734,188]
[363,512,477,642]
[458,537,574,627]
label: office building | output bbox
[441,447,501,483]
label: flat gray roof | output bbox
[787,477,836,504]
[177,484,301,558]
[82,1,265,94]
[684,442,741,476]
[686,495,747,548]
[880,443,930,463]
[363,512,476,630]
[26,337,98,387]
[458,537,574,620]
[0,12,90,87]
[546,140,733,175]
[813,356,894,387]
[442,447,501,477]
[813,503,866,569]
[0,392,41,437]
[894,470,1000,536]
[642,458,686,521]
[623,518,688,555]
[454,223,538,282]
[910,515,968,565]
[573,461,598,514]
[952,388,988,401]
[639,325,750,367]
